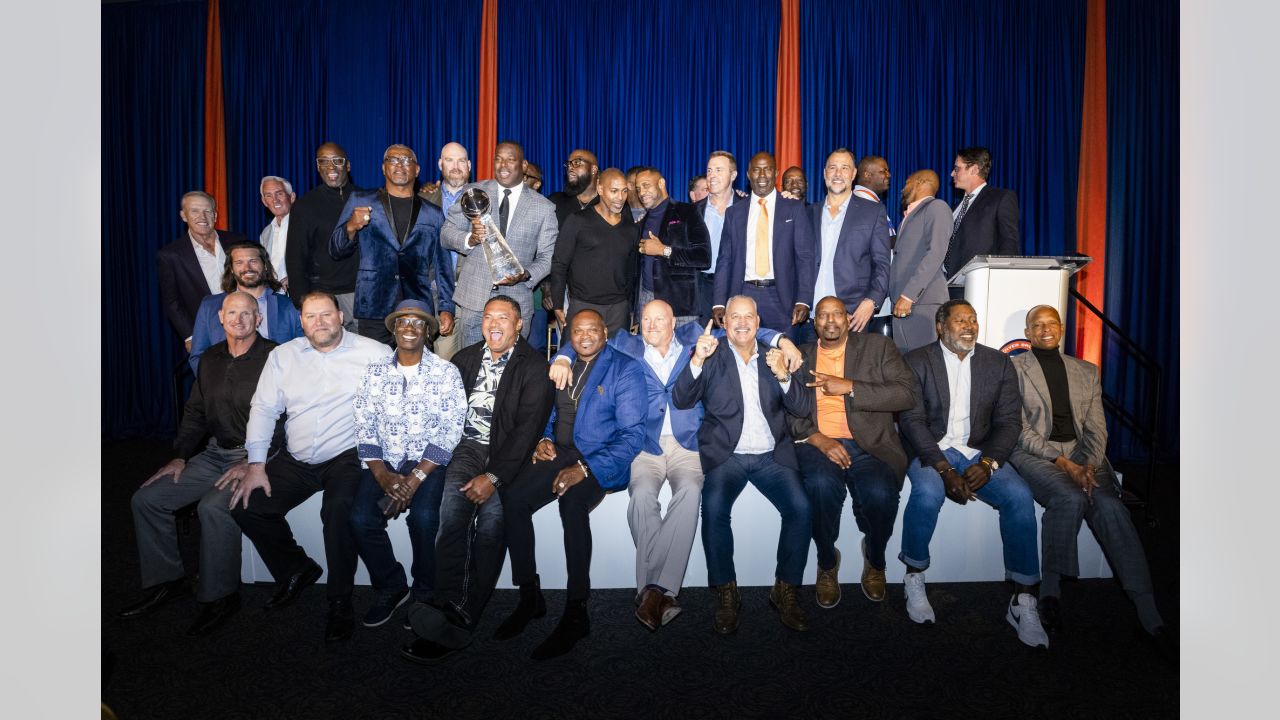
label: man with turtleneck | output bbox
[287,142,362,329]
[1009,305,1171,651]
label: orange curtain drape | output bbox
[476,0,498,180]
[1074,0,1107,367]
[203,0,229,230]
[774,0,801,186]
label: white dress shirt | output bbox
[938,341,981,460]
[744,190,777,282]
[261,214,290,281]
[191,233,225,294]
[689,345,790,455]
[952,182,988,221]
[245,329,392,464]
[813,195,849,306]
[493,181,524,228]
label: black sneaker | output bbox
[362,588,410,628]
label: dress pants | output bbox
[130,440,243,602]
[432,440,507,627]
[356,319,396,348]
[743,283,797,340]
[502,443,606,602]
[697,272,716,325]
[628,437,704,595]
[1010,445,1153,596]
[566,297,630,338]
[349,462,446,601]
[335,292,358,332]
[701,451,812,586]
[230,448,363,600]
[796,440,900,571]
[891,307,941,355]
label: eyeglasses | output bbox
[384,156,417,167]
[394,317,427,329]
[527,175,542,183]
[564,158,590,168]
[316,157,347,168]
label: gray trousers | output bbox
[891,304,940,356]
[433,327,463,361]
[627,436,704,596]
[457,302,534,348]
[1011,443,1153,596]
[335,292,358,332]
[130,441,243,602]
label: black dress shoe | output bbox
[400,638,460,666]
[1038,595,1063,635]
[117,579,191,619]
[494,580,546,641]
[264,560,323,611]
[186,593,241,636]
[531,600,590,661]
[325,598,355,643]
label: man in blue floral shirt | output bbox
[350,299,467,628]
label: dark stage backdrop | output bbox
[102,0,1178,461]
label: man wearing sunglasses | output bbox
[286,142,363,330]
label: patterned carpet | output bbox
[102,439,1178,719]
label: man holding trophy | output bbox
[442,141,558,346]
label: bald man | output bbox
[889,170,952,353]
[421,142,473,359]
[635,166,711,326]
[286,142,362,328]
[548,168,640,336]
[549,148,600,226]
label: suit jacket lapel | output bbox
[1021,354,1053,413]
[927,344,950,420]
[1065,356,1092,437]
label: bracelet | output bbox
[484,472,500,488]
[576,460,590,479]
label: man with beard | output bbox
[549,168,639,336]
[782,166,809,204]
[119,292,282,636]
[852,155,895,335]
[713,152,817,339]
[330,144,455,348]
[495,309,646,660]
[157,191,247,351]
[228,291,392,643]
[189,242,302,373]
[348,300,467,629]
[803,148,891,344]
[633,167,711,327]
[897,299,1047,648]
[287,142,362,329]
[673,296,814,634]
[1009,305,1170,647]
[524,162,544,193]
[788,296,915,608]
[695,151,739,324]
[442,140,558,346]
[419,141,473,361]
[401,295,555,665]
[549,149,599,226]
[889,170,952,353]
[626,166,649,223]
[258,176,295,292]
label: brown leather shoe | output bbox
[635,587,662,631]
[713,581,740,635]
[860,539,886,602]
[815,548,841,609]
[769,580,810,632]
[658,594,682,626]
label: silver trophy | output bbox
[459,188,526,284]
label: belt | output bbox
[744,279,776,287]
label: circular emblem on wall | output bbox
[1001,339,1032,356]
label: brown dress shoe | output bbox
[635,587,662,631]
[769,580,810,632]
[815,548,841,609]
[860,539,886,602]
[658,594,682,626]
[713,581,741,634]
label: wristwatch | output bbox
[980,457,999,472]
[662,246,672,259]
[484,472,501,488]
[411,468,428,482]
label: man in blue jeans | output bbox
[349,300,466,628]
[897,299,1048,648]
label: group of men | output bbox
[131,138,1168,665]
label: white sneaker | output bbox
[1007,593,1050,648]
[903,572,935,624]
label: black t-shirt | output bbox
[553,356,600,449]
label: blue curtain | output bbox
[1105,0,1178,459]
[497,0,780,197]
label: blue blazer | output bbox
[543,345,648,491]
[329,189,455,320]
[810,195,892,310]
[713,192,817,311]
[188,291,303,374]
[672,339,813,472]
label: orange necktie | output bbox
[754,197,770,277]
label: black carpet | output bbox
[102,439,1178,719]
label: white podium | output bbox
[949,255,1091,349]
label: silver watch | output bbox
[411,468,428,482]
[662,246,672,259]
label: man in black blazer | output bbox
[156,190,246,350]
[943,146,1020,297]
[673,296,814,635]
[634,167,711,326]
[401,295,555,665]
[897,299,1047,648]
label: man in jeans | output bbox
[401,295,554,665]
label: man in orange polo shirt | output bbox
[787,295,917,607]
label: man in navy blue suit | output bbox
[674,295,814,635]
[712,152,817,338]
[330,144,455,347]
[156,191,247,351]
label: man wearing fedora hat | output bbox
[349,300,468,628]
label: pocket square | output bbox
[784,218,793,223]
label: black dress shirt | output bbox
[174,334,283,458]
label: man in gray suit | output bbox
[1009,305,1169,645]
[442,141,558,345]
[889,170,951,354]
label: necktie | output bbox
[944,192,974,275]
[499,188,511,236]
[754,197,770,277]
